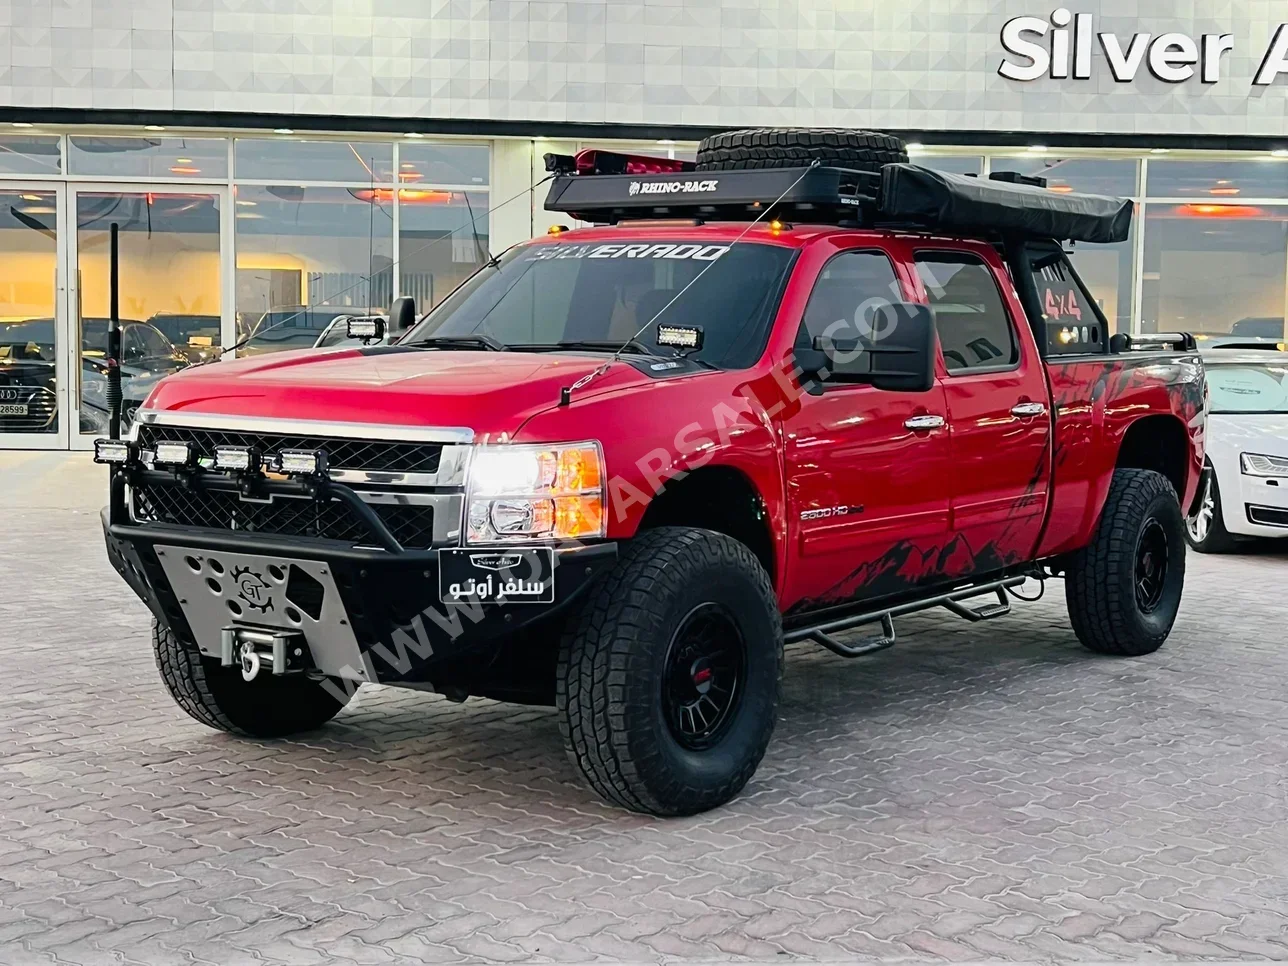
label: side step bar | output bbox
[785,576,1029,659]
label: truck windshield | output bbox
[1207,361,1288,414]
[403,240,796,369]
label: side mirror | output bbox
[389,296,417,335]
[811,301,937,393]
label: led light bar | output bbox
[153,441,193,466]
[278,449,327,475]
[346,316,386,341]
[93,439,132,464]
[214,445,255,471]
[656,324,704,351]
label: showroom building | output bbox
[2,0,1288,449]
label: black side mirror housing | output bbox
[389,296,417,335]
[811,301,937,393]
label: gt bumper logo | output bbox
[628,179,719,196]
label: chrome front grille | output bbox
[127,412,472,548]
[134,423,444,474]
[0,386,57,433]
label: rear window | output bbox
[405,240,797,369]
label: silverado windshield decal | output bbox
[528,243,729,261]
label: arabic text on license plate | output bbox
[0,404,29,416]
[439,547,555,604]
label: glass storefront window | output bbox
[399,190,490,309]
[916,155,983,176]
[1069,228,1136,337]
[0,136,62,175]
[235,139,395,183]
[990,157,1138,197]
[68,137,228,179]
[0,189,60,435]
[235,185,394,354]
[1146,160,1288,200]
[1140,203,1287,337]
[75,191,220,433]
[398,142,490,186]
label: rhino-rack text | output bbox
[628,179,719,196]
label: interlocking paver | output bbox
[5,454,1288,963]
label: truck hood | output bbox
[141,346,664,437]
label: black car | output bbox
[0,318,190,435]
[0,318,58,433]
[147,314,222,364]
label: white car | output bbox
[1186,349,1288,552]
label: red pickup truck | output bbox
[98,129,1206,816]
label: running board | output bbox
[786,576,1028,659]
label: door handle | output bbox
[1011,402,1048,418]
[904,414,946,431]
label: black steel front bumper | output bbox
[102,469,617,684]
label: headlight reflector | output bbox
[466,442,605,543]
[1241,452,1288,477]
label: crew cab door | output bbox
[780,246,954,608]
[912,246,1052,571]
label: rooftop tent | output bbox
[877,164,1133,245]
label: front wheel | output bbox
[1066,468,1187,656]
[557,527,783,816]
[1185,464,1240,554]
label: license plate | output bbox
[0,404,28,416]
[439,548,555,604]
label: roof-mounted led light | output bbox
[154,441,193,466]
[93,439,132,464]
[656,324,705,351]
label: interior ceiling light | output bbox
[1151,148,1170,154]
[905,142,926,152]
[404,132,425,138]
[1027,144,1048,153]
[1177,203,1265,218]
[1274,149,1288,158]
[1210,186,1241,195]
[11,122,32,128]
[145,124,165,131]
[273,128,294,134]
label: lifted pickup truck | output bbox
[98,129,1206,816]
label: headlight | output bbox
[1241,453,1288,478]
[466,442,605,544]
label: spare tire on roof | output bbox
[694,128,909,174]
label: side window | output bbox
[915,252,1019,374]
[1029,252,1107,355]
[797,251,901,348]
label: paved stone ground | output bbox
[3,451,1288,964]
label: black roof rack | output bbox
[543,154,1132,245]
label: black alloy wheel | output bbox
[662,603,746,751]
[1134,519,1170,614]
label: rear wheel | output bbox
[1066,469,1187,656]
[152,620,351,738]
[557,527,782,816]
[1185,464,1240,554]
[695,128,908,174]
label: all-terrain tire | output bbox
[1184,463,1240,554]
[695,127,909,173]
[152,620,351,737]
[1066,469,1187,656]
[556,527,782,816]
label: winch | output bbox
[220,627,309,682]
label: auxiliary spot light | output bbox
[214,445,256,471]
[153,441,193,466]
[278,449,327,476]
[93,439,132,464]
